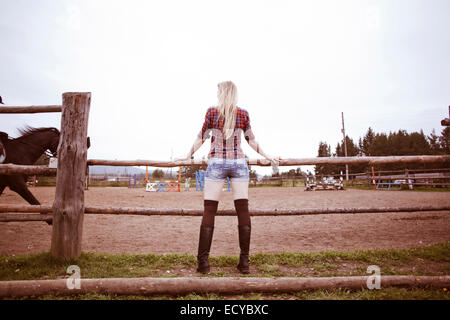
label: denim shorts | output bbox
[205,157,249,182]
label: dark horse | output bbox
[0,127,60,205]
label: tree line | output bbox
[315,126,450,176]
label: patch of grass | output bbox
[0,252,66,281]
[290,287,450,300]
[9,288,450,300]
[0,252,197,281]
[1,243,448,282]
[256,264,285,277]
[258,264,281,273]
[311,262,340,272]
[178,293,222,300]
[209,269,227,277]
[210,255,238,267]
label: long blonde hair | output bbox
[217,81,238,140]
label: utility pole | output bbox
[341,112,349,181]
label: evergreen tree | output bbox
[409,130,431,155]
[315,126,447,174]
[315,141,333,176]
[361,127,375,156]
[428,129,442,154]
[439,127,450,154]
[152,169,165,178]
[368,133,389,156]
[335,136,364,175]
[358,137,364,156]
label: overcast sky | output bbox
[1,0,449,175]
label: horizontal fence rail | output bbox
[1,275,449,297]
[1,204,449,222]
[0,105,62,113]
[2,156,450,176]
[0,164,56,176]
[87,155,450,168]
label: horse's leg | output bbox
[0,177,8,201]
[8,178,52,225]
[0,183,6,196]
[8,176,41,205]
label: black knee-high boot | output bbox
[237,225,251,274]
[197,200,218,274]
[235,199,251,274]
[196,226,214,274]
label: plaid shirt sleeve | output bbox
[242,109,255,142]
[197,107,212,142]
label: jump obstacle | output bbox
[145,180,180,192]
[305,174,344,191]
[1,96,450,297]
[144,166,181,192]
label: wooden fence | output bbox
[1,94,450,260]
[0,93,90,261]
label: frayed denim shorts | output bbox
[205,157,249,182]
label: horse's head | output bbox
[10,127,92,167]
[0,131,8,163]
[46,128,60,157]
[44,128,91,157]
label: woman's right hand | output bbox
[174,156,191,163]
[266,156,281,167]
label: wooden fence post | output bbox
[51,92,91,261]
[85,165,90,190]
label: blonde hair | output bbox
[217,81,238,140]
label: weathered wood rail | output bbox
[0,105,62,113]
[1,204,449,222]
[87,155,450,168]
[0,164,56,175]
[2,155,450,176]
[0,275,449,298]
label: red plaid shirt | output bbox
[197,106,255,159]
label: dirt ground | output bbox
[1,187,450,256]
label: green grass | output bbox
[5,288,449,300]
[1,243,449,300]
[1,243,449,281]
[0,252,197,281]
[288,287,450,300]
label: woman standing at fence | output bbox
[179,81,279,274]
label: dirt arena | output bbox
[1,187,450,256]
